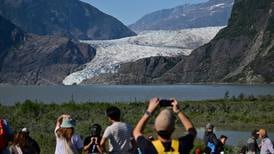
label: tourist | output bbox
[55,114,83,154]
[83,124,103,154]
[0,119,13,154]
[216,135,228,154]
[19,128,40,154]
[133,97,196,154]
[246,129,259,154]
[9,132,23,154]
[257,128,274,154]
[204,123,218,154]
[100,106,133,154]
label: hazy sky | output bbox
[81,0,208,25]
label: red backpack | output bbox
[0,119,8,151]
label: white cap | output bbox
[21,127,29,132]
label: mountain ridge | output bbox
[0,0,136,40]
[129,0,233,32]
[0,15,96,85]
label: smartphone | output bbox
[159,99,173,107]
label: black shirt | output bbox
[247,137,259,152]
[136,132,196,154]
[203,131,218,154]
[21,137,40,154]
[84,136,101,154]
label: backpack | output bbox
[152,139,180,154]
[207,141,216,153]
[0,119,8,151]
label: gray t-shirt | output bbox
[102,122,132,153]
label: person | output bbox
[204,123,218,154]
[246,129,259,154]
[215,135,228,154]
[133,97,197,154]
[9,132,23,154]
[0,119,13,154]
[100,106,133,154]
[55,114,83,154]
[83,124,103,154]
[257,128,274,154]
[18,128,40,154]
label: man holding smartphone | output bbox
[133,97,196,154]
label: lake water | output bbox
[196,128,274,146]
[0,84,274,105]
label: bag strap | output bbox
[152,140,165,153]
[152,139,179,153]
[171,139,179,152]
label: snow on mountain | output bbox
[209,3,225,11]
[63,26,223,85]
[129,0,233,32]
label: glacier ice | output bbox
[63,26,223,85]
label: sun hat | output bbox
[154,109,175,132]
[60,118,76,128]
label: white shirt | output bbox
[54,127,83,154]
[102,122,133,153]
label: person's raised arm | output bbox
[83,138,92,151]
[55,114,70,132]
[84,137,103,154]
[133,97,159,140]
[94,137,103,154]
[171,99,196,136]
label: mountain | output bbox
[0,0,136,40]
[0,15,96,85]
[0,14,25,62]
[62,27,222,85]
[78,0,274,84]
[129,0,233,32]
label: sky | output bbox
[81,0,209,25]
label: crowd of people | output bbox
[0,120,40,154]
[0,97,274,154]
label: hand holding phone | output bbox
[159,99,173,107]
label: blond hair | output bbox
[258,128,268,138]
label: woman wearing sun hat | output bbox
[54,114,78,154]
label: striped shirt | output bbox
[103,122,133,154]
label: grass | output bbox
[1,95,274,153]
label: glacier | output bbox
[63,26,223,85]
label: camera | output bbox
[159,99,173,107]
[92,137,96,143]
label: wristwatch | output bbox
[144,110,152,116]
